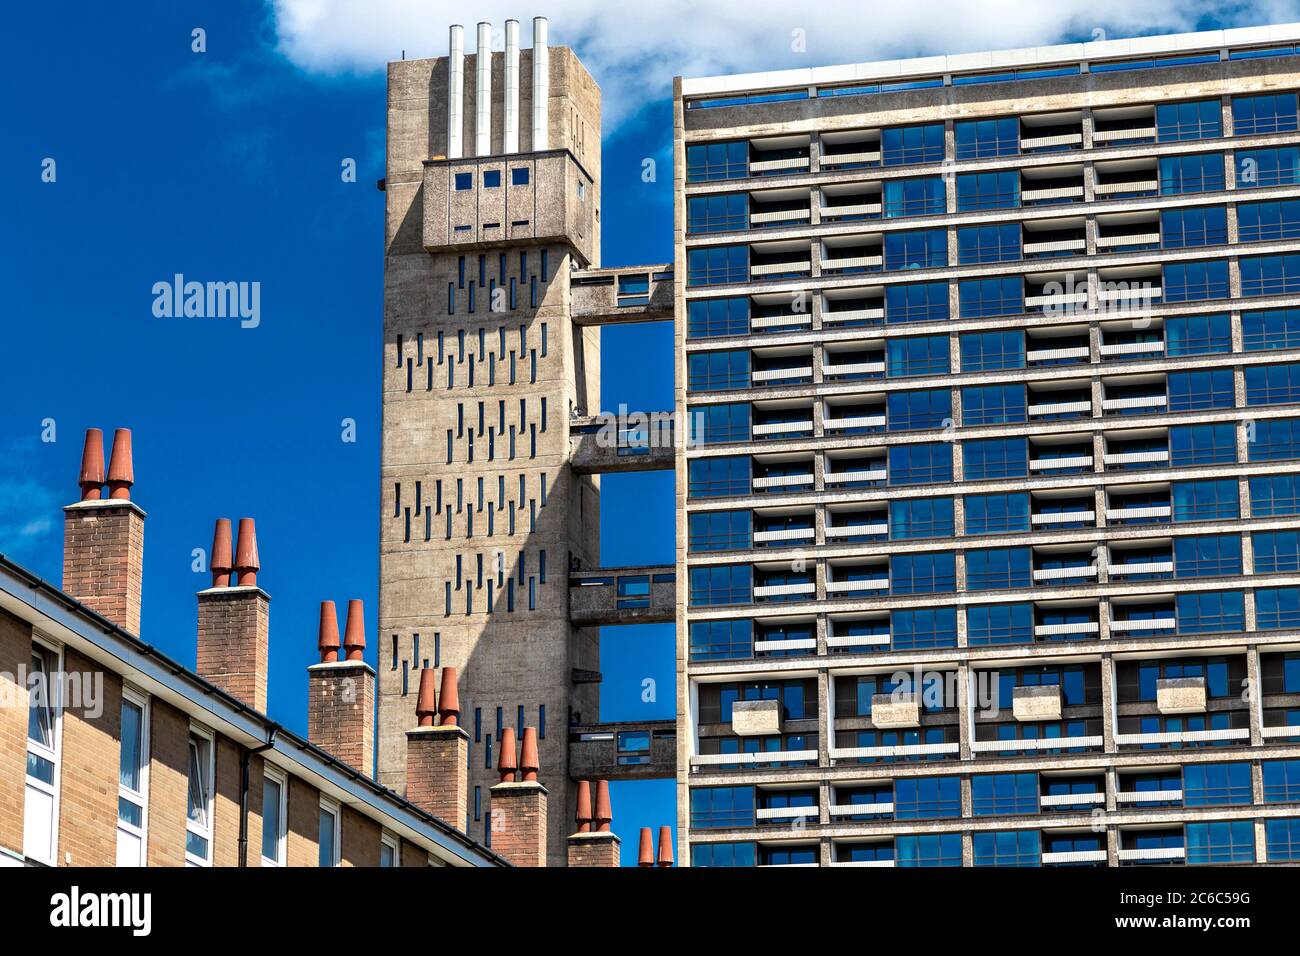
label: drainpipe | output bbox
[238,729,279,867]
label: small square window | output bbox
[483,170,502,188]
[577,180,586,199]
[454,172,473,191]
[511,167,530,186]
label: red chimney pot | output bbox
[594,779,613,832]
[415,668,438,727]
[342,599,365,661]
[656,825,674,867]
[233,517,260,586]
[574,779,592,833]
[210,518,233,587]
[317,601,340,663]
[497,726,518,783]
[638,828,654,867]
[519,726,539,782]
[77,429,105,501]
[438,666,460,725]
[106,429,134,500]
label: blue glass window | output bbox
[1263,760,1300,802]
[889,497,954,540]
[891,552,956,595]
[1243,307,1300,350]
[689,620,753,660]
[1236,146,1300,188]
[689,786,755,828]
[1165,314,1231,356]
[966,548,1032,590]
[1242,254,1300,297]
[686,141,748,182]
[963,437,1029,480]
[1233,92,1299,135]
[688,511,752,552]
[883,229,947,270]
[1183,764,1252,806]
[687,456,750,498]
[964,492,1030,534]
[1258,587,1300,630]
[1156,99,1222,141]
[1266,819,1300,862]
[967,604,1034,646]
[1173,534,1243,577]
[962,383,1027,426]
[886,282,949,324]
[894,777,961,819]
[1251,474,1300,516]
[960,330,1024,371]
[482,170,501,188]
[688,565,752,607]
[1159,153,1226,194]
[687,246,748,286]
[1161,206,1227,247]
[1255,530,1300,573]
[958,223,1021,264]
[888,443,952,485]
[892,607,958,649]
[1170,423,1236,466]
[959,277,1023,318]
[956,171,1020,211]
[1249,417,1300,461]
[882,123,945,165]
[1168,369,1235,411]
[687,194,748,233]
[454,172,473,190]
[687,351,750,391]
[887,389,951,431]
[1186,821,1255,864]
[1238,199,1300,242]
[1247,362,1300,406]
[687,297,750,339]
[1163,260,1229,301]
[1172,479,1239,521]
[1174,590,1244,632]
[883,177,946,217]
[886,335,949,377]
[972,773,1039,815]
[691,842,755,866]
[955,117,1019,159]
[973,830,1040,867]
[896,833,962,867]
[689,403,750,444]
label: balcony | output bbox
[969,735,1103,754]
[871,693,920,728]
[732,699,783,736]
[1155,677,1207,715]
[569,414,675,474]
[568,720,676,781]
[1012,685,1063,721]
[830,741,958,760]
[571,265,674,326]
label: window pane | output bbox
[261,777,283,861]
[187,736,209,828]
[319,808,337,866]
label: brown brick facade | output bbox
[341,805,381,867]
[145,698,189,867]
[566,832,620,867]
[488,781,547,867]
[406,726,469,832]
[0,609,31,858]
[62,502,145,634]
[285,774,321,867]
[307,662,375,776]
[195,588,270,712]
[213,736,263,867]
[56,648,122,866]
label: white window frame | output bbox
[184,724,215,867]
[260,764,288,867]
[115,686,150,867]
[24,636,64,866]
[379,830,399,867]
[318,796,341,867]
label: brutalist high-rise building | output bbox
[675,24,1300,867]
[379,19,675,865]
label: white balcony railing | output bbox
[821,151,881,167]
[1026,290,1089,307]
[1028,400,1092,417]
[1027,345,1091,362]
[1031,510,1096,525]
[1030,455,1094,471]
[750,260,812,277]
[1033,565,1099,581]
[1034,621,1100,637]
[1097,231,1161,248]
[752,473,814,489]
[1116,790,1184,804]
[750,207,811,224]
[1110,617,1177,632]
[751,313,813,329]
[1103,450,1170,465]
[1108,561,1174,577]
[970,736,1103,753]
[752,366,812,382]
[749,156,810,174]
[1115,728,1249,746]
[1102,395,1166,412]
[1040,792,1105,807]
[1021,132,1083,150]
[822,307,884,324]
[824,523,888,539]
[755,805,820,820]
[826,632,891,648]
[1117,846,1185,862]
[752,420,814,436]
[826,578,888,594]
[1106,505,1171,520]
[1043,849,1109,864]
[752,527,815,543]
[690,749,819,767]
[1093,126,1156,142]
[821,255,883,271]
[752,582,816,597]
[824,469,886,484]
[1023,185,1084,202]
[824,361,885,377]
[824,415,886,431]
[1024,238,1086,255]
[831,742,958,760]
[829,802,894,817]
[1094,179,1158,194]
[754,637,818,653]
[820,203,883,218]
[1100,340,1164,356]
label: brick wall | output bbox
[196,589,269,712]
[488,782,547,867]
[401,837,430,866]
[341,805,381,867]
[62,503,144,634]
[286,774,320,867]
[307,664,374,777]
[405,726,468,832]
[213,735,263,867]
[566,832,620,867]
[57,648,121,866]
[0,609,31,857]
[145,698,189,867]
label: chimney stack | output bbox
[63,428,145,633]
[504,19,520,152]
[532,17,549,151]
[406,667,469,831]
[567,778,620,867]
[656,826,674,867]
[307,599,375,775]
[195,517,270,711]
[448,25,465,159]
[475,22,492,156]
[488,725,547,867]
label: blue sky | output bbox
[1,0,1288,864]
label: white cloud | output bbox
[271,0,1300,128]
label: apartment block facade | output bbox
[675,25,1300,867]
